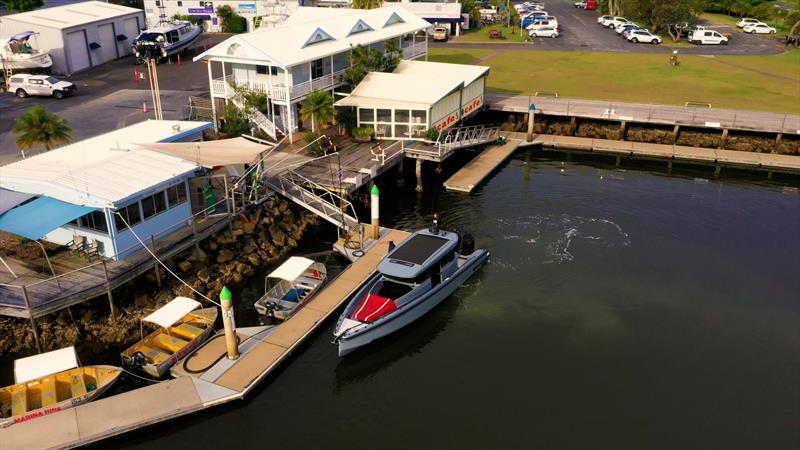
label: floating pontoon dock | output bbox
[0,227,410,450]
[443,134,530,193]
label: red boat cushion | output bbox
[353,293,397,322]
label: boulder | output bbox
[217,248,234,263]
[242,238,258,254]
[208,240,218,251]
[269,223,286,246]
[242,220,256,235]
[178,260,193,272]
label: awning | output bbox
[143,296,201,328]
[9,31,36,41]
[268,256,314,282]
[89,42,101,49]
[116,34,128,41]
[136,137,271,168]
[0,196,97,240]
[0,188,35,215]
[15,346,78,384]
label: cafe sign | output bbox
[434,113,458,132]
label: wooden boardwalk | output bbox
[443,136,525,193]
[487,93,800,135]
[533,134,800,173]
[0,227,410,449]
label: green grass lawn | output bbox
[456,25,529,43]
[428,48,800,114]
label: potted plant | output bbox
[353,126,374,142]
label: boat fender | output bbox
[460,233,475,255]
[131,351,146,369]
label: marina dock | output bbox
[443,134,527,193]
[0,227,410,449]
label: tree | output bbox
[12,106,71,151]
[625,0,699,32]
[300,90,336,133]
[351,0,383,9]
[220,103,250,137]
[4,0,43,12]
[340,42,402,87]
[216,5,247,33]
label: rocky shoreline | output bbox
[0,195,319,358]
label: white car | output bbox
[736,17,760,28]
[690,30,729,45]
[743,23,776,34]
[615,22,639,34]
[529,26,559,38]
[605,17,631,29]
[598,14,613,25]
[7,74,76,99]
[627,30,661,44]
[527,16,558,30]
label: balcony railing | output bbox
[402,42,427,60]
[211,68,347,103]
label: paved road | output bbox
[438,0,784,55]
[0,34,227,164]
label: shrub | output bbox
[221,103,250,137]
[353,126,374,139]
[303,130,324,156]
[426,127,440,141]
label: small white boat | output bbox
[132,11,202,62]
[0,347,121,428]
[0,32,53,70]
[254,256,327,321]
[121,297,217,378]
[333,219,489,357]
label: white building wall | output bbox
[142,0,302,32]
[430,89,462,132]
[43,221,114,259]
[461,77,486,119]
[114,201,192,259]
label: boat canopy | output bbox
[9,31,36,41]
[14,346,78,384]
[143,296,200,328]
[268,257,315,282]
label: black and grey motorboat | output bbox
[132,9,202,62]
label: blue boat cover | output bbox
[9,31,36,41]
[0,196,97,240]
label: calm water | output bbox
[113,153,800,450]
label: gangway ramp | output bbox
[266,171,359,232]
[444,134,531,193]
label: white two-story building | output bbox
[194,6,432,140]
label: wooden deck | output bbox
[443,136,525,193]
[0,227,410,449]
[532,134,800,173]
[0,213,231,319]
[290,135,404,193]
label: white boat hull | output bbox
[1,53,52,70]
[336,249,489,357]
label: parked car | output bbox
[606,17,632,29]
[529,26,559,38]
[620,25,645,38]
[7,74,76,99]
[743,23,776,34]
[616,23,641,34]
[584,0,597,9]
[736,17,760,28]
[689,29,729,45]
[574,0,586,7]
[627,30,661,44]
[432,26,449,41]
[598,15,613,25]
[527,18,559,31]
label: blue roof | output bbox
[0,196,97,240]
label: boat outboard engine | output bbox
[131,351,146,369]
[429,213,441,234]
[459,233,475,255]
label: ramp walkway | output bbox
[405,125,500,162]
[444,134,526,193]
[266,170,360,232]
[0,227,410,449]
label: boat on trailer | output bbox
[0,32,53,70]
[333,218,489,357]
[0,347,121,427]
[121,297,217,378]
[254,256,327,321]
[132,8,202,63]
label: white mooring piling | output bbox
[220,286,239,360]
[370,184,380,240]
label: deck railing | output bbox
[211,68,348,102]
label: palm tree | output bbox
[351,0,383,10]
[12,106,72,151]
[300,90,336,133]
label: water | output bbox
[112,153,800,449]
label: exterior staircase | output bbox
[229,92,278,140]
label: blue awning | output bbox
[9,31,36,41]
[0,196,97,240]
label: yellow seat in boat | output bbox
[10,386,27,417]
[152,333,187,353]
[70,372,87,398]
[138,345,170,365]
[40,377,57,407]
[170,323,203,340]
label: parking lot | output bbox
[0,34,226,164]
[438,0,783,55]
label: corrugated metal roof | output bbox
[193,6,431,68]
[336,72,463,109]
[0,1,141,30]
[394,60,490,87]
[0,120,210,208]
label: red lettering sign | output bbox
[462,97,483,116]
[14,406,62,424]
[435,114,458,132]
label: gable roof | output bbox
[335,72,463,109]
[393,60,490,86]
[193,6,431,68]
[0,1,141,30]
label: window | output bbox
[411,110,426,124]
[167,183,187,208]
[177,0,183,5]
[167,31,179,43]
[155,0,160,5]
[256,65,268,75]
[394,109,409,123]
[394,124,409,139]
[73,211,108,233]
[114,202,141,231]
[376,109,391,122]
[311,59,324,79]
[141,191,167,219]
[359,108,374,122]
[270,66,281,75]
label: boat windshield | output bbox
[375,278,413,300]
[137,32,164,43]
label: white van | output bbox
[689,29,729,45]
[527,17,559,31]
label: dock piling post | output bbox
[672,125,680,144]
[396,159,405,187]
[569,116,577,136]
[150,236,161,289]
[370,184,380,240]
[220,286,239,360]
[720,128,729,149]
[619,121,627,140]
[415,159,423,193]
[21,286,42,353]
[102,259,117,323]
[714,165,722,178]
[527,109,535,142]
